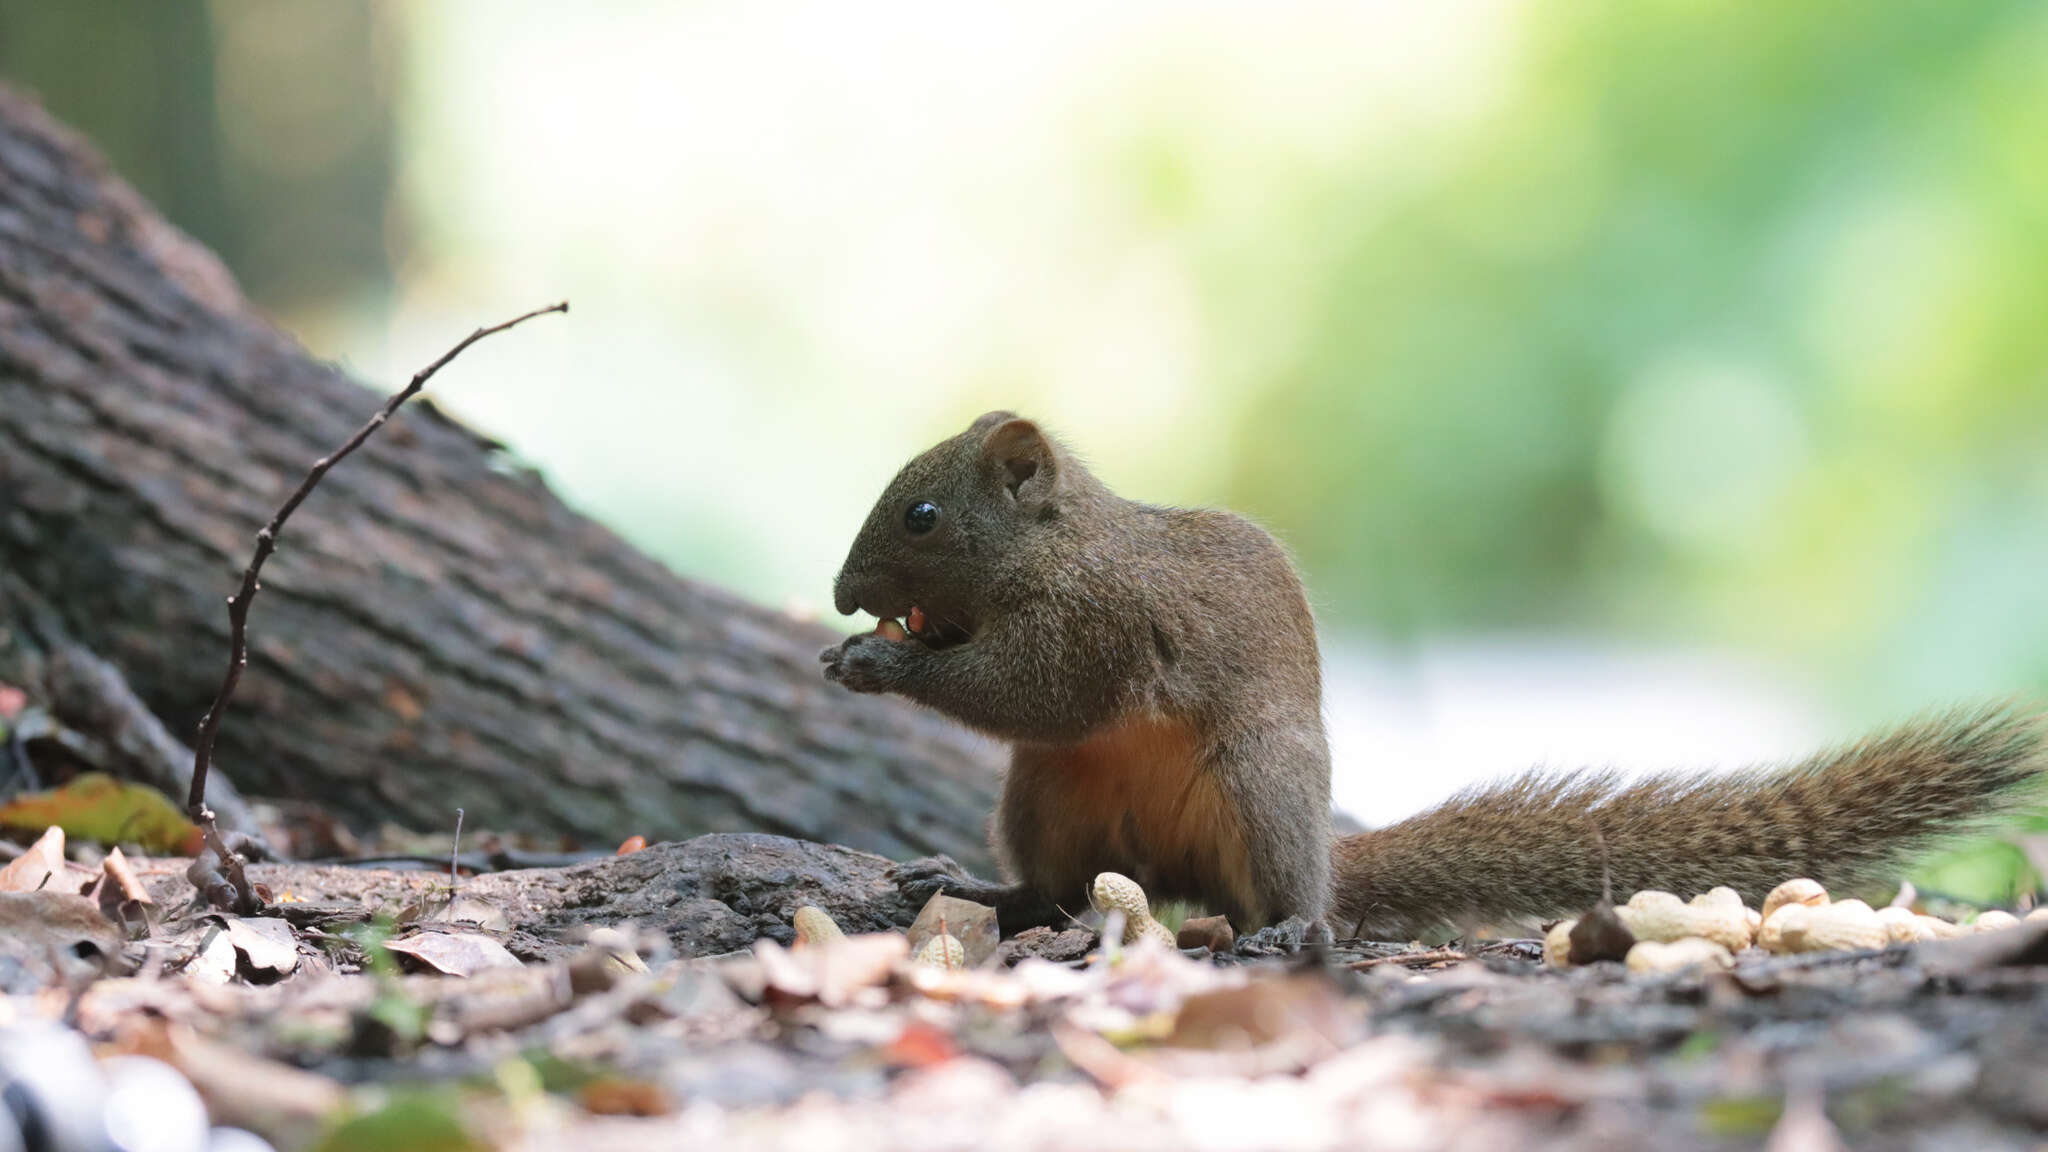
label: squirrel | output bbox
[820,411,2048,945]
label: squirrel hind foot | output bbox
[889,857,1065,934]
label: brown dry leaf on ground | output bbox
[384,930,524,977]
[751,933,907,1008]
[179,924,240,985]
[93,846,154,937]
[0,889,122,979]
[432,897,513,932]
[1164,972,1358,1063]
[907,893,1000,967]
[217,916,300,978]
[0,825,84,894]
[1,836,2044,1151]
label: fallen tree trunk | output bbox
[0,85,1001,869]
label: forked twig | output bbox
[185,302,569,912]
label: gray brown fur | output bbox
[825,413,2047,939]
[824,412,1329,930]
[1334,704,2047,939]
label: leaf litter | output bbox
[2,825,2046,1150]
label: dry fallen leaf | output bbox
[155,1026,346,1144]
[1177,914,1236,952]
[1166,972,1355,1051]
[752,933,907,1007]
[0,825,79,894]
[0,890,122,983]
[881,1018,960,1068]
[96,846,155,937]
[908,893,999,968]
[180,925,240,985]
[218,916,300,978]
[577,1076,671,1117]
[383,931,523,977]
[432,897,512,932]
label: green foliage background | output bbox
[3,1,2043,899]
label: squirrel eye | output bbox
[904,500,940,535]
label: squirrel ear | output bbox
[980,418,1056,507]
[968,410,1019,435]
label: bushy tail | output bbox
[1330,705,2048,940]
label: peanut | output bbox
[914,933,966,968]
[1089,872,1177,948]
[1919,915,1966,940]
[1770,899,1886,954]
[792,906,846,947]
[1617,891,1752,951]
[1876,906,1936,945]
[1544,919,1577,969]
[1625,937,1734,976]
[1972,910,2021,934]
[1761,878,1829,921]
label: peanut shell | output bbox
[792,906,846,947]
[1972,910,2021,934]
[1625,936,1734,976]
[1544,919,1577,969]
[1772,900,1886,954]
[1761,878,1829,921]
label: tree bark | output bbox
[0,85,1001,869]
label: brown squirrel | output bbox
[821,411,2047,945]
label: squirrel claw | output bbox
[1233,915,1333,958]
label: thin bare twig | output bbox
[1347,948,1469,971]
[185,301,568,912]
[449,807,465,897]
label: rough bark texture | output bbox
[0,85,1001,868]
[0,574,261,835]
[135,833,922,961]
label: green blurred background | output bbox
[4,0,2043,898]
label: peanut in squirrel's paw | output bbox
[819,619,911,676]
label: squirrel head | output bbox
[832,410,1070,645]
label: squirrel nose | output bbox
[832,572,861,616]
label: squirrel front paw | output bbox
[1233,915,1334,957]
[820,631,909,693]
